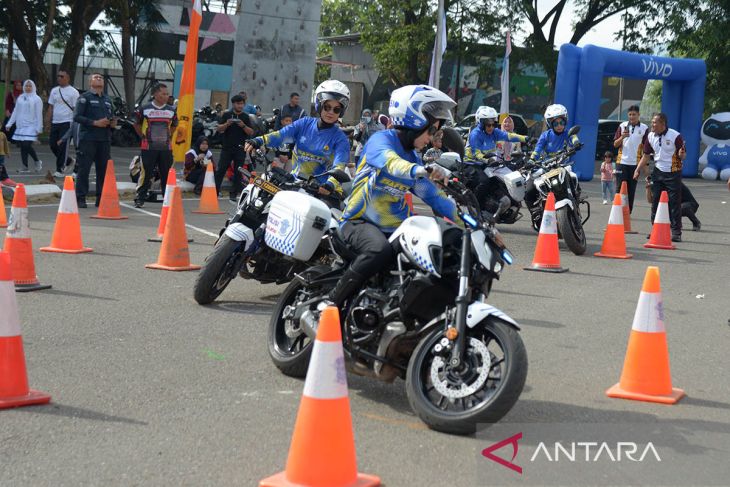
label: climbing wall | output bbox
[231,0,322,114]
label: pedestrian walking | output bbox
[614,104,648,212]
[133,82,177,208]
[275,92,305,129]
[600,151,616,204]
[215,94,255,201]
[73,73,116,208]
[46,69,80,177]
[634,112,686,242]
[4,80,43,173]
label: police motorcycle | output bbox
[524,126,589,255]
[267,167,527,435]
[193,150,351,305]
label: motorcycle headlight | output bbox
[494,261,503,273]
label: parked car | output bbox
[596,119,621,159]
[452,112,529,140]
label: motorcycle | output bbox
[267,170,527,435]
[192,106,224,148]
[524,126,590,255]
[193,151,350,305]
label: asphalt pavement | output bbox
[1,147,729,486]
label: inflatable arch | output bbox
[554,44,706,180]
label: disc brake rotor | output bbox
[430,337,492,399]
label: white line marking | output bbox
[119,202,220,238]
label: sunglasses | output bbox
[322,104,342,114]
[551,118,567,127]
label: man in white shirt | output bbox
[613,104,648,212]
[47,70,79,177]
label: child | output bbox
[422,129,444,163]
[272,115,294,171]
[600,151,615,204]
[0,130,17,187]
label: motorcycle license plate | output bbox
[253,177,280,195]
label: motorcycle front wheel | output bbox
[405,319,527,435]
[193,235,244,304]
[556,206,587,255]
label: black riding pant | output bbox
[650,167,682,236]
[616,164,638,212]
[463,164,490,210]
[341,220,396,280]
[76,140,110,203]
[49,122,71,172]
[136,149,173,202]
[215,147,248,198]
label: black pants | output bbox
[185,165,206,193]
[651,167,682,236]
[462,164,490,210]
[136,149,173,202]
[215,147,248,198]
[76,140,111,203]
[18,140,39,168]
[341,221,396,279]
[616,164,638,212]
[49,122,71,172]
[0,157,8,180]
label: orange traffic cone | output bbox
[146,186,200,271]
[0,251,52,409]
[645,191,675,250]
[606,266,685,404]
[619,181,637,234]
[40,176,93,254]
[91,160,128,220]
[2,184,51,292]
[524,192,568,273]
[0,194,7,228]
[148,168,191,242]
[405,191,416,216]
[260,306,380,487]
[192,162,224,214]
[594,193,633,259]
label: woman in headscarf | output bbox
[5,80,43,173]
[184,136,214,194]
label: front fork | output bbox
[449,229,472,368]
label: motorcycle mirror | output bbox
[326,169,351,183]
[436,152,461,171]
[440,127,465,161]
[568,125,580,136]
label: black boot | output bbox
[688,213,701,231]
[329,268,367,308]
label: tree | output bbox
[58,0,111,84]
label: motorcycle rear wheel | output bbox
[193,235,244,305]
[556,206,587,255]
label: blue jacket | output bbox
[530,128,580,161]
[466,127,526,162]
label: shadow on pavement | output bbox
[43,289,119,301]
[19,403,147,425]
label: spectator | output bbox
[600,151,616,204]
[353,108,384,157]
[5,80,43,173]
[238,91,257,116]
[184,136,214,195]
[133,82,177,208]
[272,115,294,171]
[497,116,521,161]
[3,80,23,142]
[58,121,80,177]
[613,104,648,212]
[634,112,686,242]
[47,69,80,177]
[0,129,16,187]
[276,92,305,129]
[215,94,255,201]
[74,73,116,208]
[422,129,444,163]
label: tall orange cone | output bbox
[40,176,93,254]
[148,168,191,242]
[91,160,128,220]
[2,184,51,292]
[594,193,633,259]
[644,190,675,250]
[192,161,224,214]
[524,192,568,273]
[618,181,637,234]
[0,194,7,228]
[606,266,685,404]
[0,251,52,409]
[146,186,200,271]
[260,306,380,487]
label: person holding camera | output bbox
[74,73,116,208]
[215,94,255,201]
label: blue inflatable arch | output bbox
[554,44,706,180]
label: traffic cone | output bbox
[146,186,200,271]
[2,184,51,292]
[644,191,675,250]
[524,192,568,273]
[0,194,7,228]
[594,193,633,259]
[148,168,192,242]
[619,181,637,234]
[405,191,416,215]
[0,251,52,409]
[40,176,93,254]
[91,160,128,220]
[259,306,381,487]
[192,162,224,214]
[606,266,685,404]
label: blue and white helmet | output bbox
[389,85,456,130]
[314,79,351,117]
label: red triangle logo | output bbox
[481,432,523,474]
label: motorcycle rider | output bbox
[329,85,458,308]
[244,80,351,204]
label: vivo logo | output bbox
[642,59,673,77]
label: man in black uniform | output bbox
[74,73,116,208]
[215,94,255,201]
[133,83,177,207]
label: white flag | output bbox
[428,0,447,88]
[499,30,512,116]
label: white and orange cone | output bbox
[595,193,632,259]
[259,306,381,487]
[0,194,7,228]
[148,168,192,242]
[40,176,93,254]
[192,162,224,214]
[606,266,685,404]
[619,181,637,234]
[0,251,52,409]
[524,192,568,273]
[645,191,675,250]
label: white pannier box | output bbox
[265,191,331,261]
[495,167,526,201]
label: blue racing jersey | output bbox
[465,127,526,162]
[530,128,580,162]
[255,117,350,194]
[341,130,457,232]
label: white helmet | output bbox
[389,85,455,130]
[544,104,568,123]
[314,79,350,117]
[475,106,498,123]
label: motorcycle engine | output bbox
[347,290,387,345]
